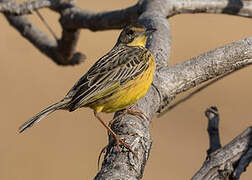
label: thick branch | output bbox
[0,0,142,30]
[157,37,252,111]
[54,0,252,31]
[94,87,160,180]
[57,0,252,33]
[94,1,252,179]
[58,2,142,31]
[167,0,252,18]
[95,34,252,180]
[2,0,252,65]
[94,1,171,179]
[3,0,252,31]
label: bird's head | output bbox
[117,26,156,47]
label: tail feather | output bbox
[19,99,69,133]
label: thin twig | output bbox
[205,106,222,156]
[35,9,58,40]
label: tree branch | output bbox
[2,0,252,65]
[157,68,243,116]
[167,0,252,18]
[3,0,252,30]
[58,2,142,31]
[0,0,75,15]
[85,1,252,179]
[205,106,222,156]
[156,37,252,111]
[1,0,85,65]
[95,32,252,180]
[192,107,252,180]
[3,13,85,65]
[56,0,252,32]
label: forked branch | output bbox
[1,0,85,65]
[192,107,252,180]
[1,0,252,66]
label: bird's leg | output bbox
[97,145,107,170]
[127,107,149,121]
[108,104,149,126]
[94,112,135,156]
[108,111,126,127]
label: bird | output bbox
[19,25,156,153]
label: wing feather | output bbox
[67,45,150,111]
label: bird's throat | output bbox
[127,35,148,47]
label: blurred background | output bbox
[1,0,252,179]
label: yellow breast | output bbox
[91,55,156,113]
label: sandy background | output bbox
[1,0,252,179]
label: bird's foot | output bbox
[97,133,137,169]
[126,106,149,121]
[115,133,137,156]
[109,105,149,126]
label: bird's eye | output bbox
[126,29,134,36]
